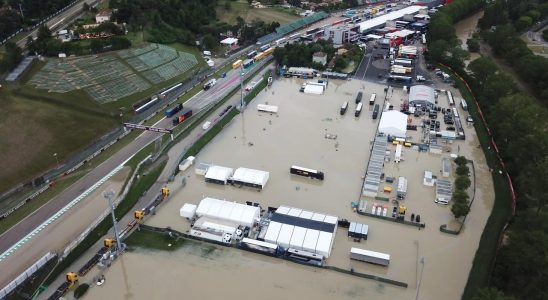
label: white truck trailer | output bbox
[350,247,390,266]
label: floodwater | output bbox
[454,10,484,63]
[85,79,494,300]
[0,167,130,288]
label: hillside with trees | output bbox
[425,0,548,299]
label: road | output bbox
[15,0,99,49]
[0,61,254,289]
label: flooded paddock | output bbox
[87,78,494,300]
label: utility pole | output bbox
[239,63,245,110]
[104,190,125,253]
[415,257,425,300]
[53,153,59,169]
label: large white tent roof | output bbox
[304,84,324,95]
[205,165,234,183]
[378,111,408,138]
[359,6,422,33]
[232,167,270,188]
[195,197,260,227]
[409,85,435,105]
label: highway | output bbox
[15,0,99,49]
[0,60,255,288]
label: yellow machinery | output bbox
[134,210,144,223]
[398,205,406,215]
[161,186,170,198]
[104,238,116,248]
[66,272,78,286]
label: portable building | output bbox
[232,167,270,189]
[409,85,436,109]
[394,144,403,163]
[288,208,303,217]
[195,197,260,227]
[257,104,279,114]
[304,84,324,95]
[204,165,234,185]
[397,177,408,199]
[423,171,435,186]
[180,203,197,220]
[442,158,451,177]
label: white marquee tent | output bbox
[378,111,408,138]
[195,197,260,227]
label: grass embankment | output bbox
[440,67,513,300]
[125,229,187,251]
[42,142,159,286]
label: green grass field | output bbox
[216,1,300,25]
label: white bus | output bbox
[447,90,455,106]
[369,93,377,105]
[355,102,363,117]
[461,99,468,111]
[421,34,426,44]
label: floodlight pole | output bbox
[104,190,125,253]
[240,64,245,109]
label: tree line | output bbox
[426,0,548,299]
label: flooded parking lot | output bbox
[87,78,494,300]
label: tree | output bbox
[456,164,470,176]
[83,2,90,11]
[472,287,514,300]
[452,189,469,203]
[287,0,301,6]
[202,33,217,51]
[427,39,450,64]
[468,57,498,85]
[514,16,532,31]
[224,1,231,10]
[454,156,468,166]
[0,42,22,72]
[467,38,480,52]
[451,200,470,219]
[455,176,471,190]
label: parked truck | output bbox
[350,247,390,266]
[165,103,183,118]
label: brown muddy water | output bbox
[84,79,494,300]
[454,10,484,64]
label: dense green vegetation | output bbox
[451,157,471,219]
[480,0,548,101]
[0,41,22,72]
[426,0,548,299]
[273,40,363,72]
[0,0,75,40]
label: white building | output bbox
[195,197,260,228]
[232,167,270,189]
[325,24,360,44]
[358,6,423,34]
[220,37,238,47]
[409,85,436,109]
[264,206,338,258]
[378,111,408,138]
[95,10,112,23]
[204,165,234,185]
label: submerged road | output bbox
[0,62,253,288]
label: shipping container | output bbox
[172,109,193,125]
[369,93,377,105]
[355,102,363,117]
[286,248,323,266]
[397,177,408,199]
[340,101,348,115]
[373,104,380,119]
[350,247,390,266]
[165,103,183,118]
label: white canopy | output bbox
[205,165,234,184]
[232,167,270,189]
[220,37,238,45]
[378,111,408,138]
[409,85,435,108]
[359,6,422,33]
[304,84,324,95]
[180,203,197,219]
[195,197,260,227]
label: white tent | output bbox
[180,203,197,219]
[205,165,233,185]
[232,167,270,189]
[409,85,436,108]
[304,84,324,95]
[220,37,238,46]
[378,111,408,138]
[195,197,260,227]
